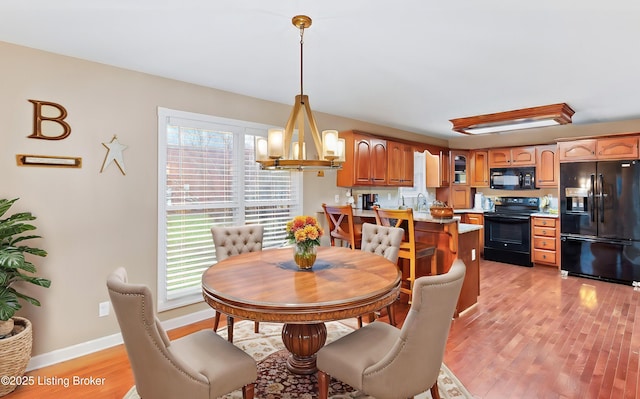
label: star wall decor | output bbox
[101,135,127,175]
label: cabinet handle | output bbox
[542,221,547,225]
[543,255,547,259]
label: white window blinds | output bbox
[157,108,301,310]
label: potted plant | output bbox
[0,198,49,396]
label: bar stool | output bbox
[322,203,362,250]
[373,206,437,303]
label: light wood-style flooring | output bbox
[7,259,640,398]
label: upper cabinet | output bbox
[470,150,489,187]
[387,141,414,186]
[451,150,469,185]
[535,144,558,187]
[595,136,638,160]
[559,136,639,162]
[425,150,441,188]
[488,146,536,167]
[558,139,597,161]
[440,150,450,186]
[337,131,388,187]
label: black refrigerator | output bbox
[560,160,640,285]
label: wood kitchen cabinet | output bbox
[595,136,638,159]
[489,146,536,167]
[425,150,442,187]
[531,216,559,267]
[462,212,484,255]
[450,186,472,209]
[470,150,489,187]
[451,150,469,185]
[387,141,414,186]
[559,136,638,162]
[535,144,559,187]
[440,150,450,186]
[337,131,388,187]
[558,139,597,161]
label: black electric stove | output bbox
[484,197,540,267]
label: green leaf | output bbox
[0,249,25,269]
[14,291,41,307]
[20,246,47,257]
[0,287,21,321]
[0,199,18,219]
[19,261,36,274]
[20,276,51,288]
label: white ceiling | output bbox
[1,0,640,139]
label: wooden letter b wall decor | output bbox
[27,99,71,140]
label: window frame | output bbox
[157,107,302,311]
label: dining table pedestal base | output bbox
[281,322,327,375]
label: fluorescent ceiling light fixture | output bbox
[256,15,344,171]
[450,103,575,135]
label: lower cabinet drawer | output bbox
[533,226,556,237]
[532,248,557,265]
[533,236,557,251]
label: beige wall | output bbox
[1,41,446,357]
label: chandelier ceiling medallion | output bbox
[255,15,344,170]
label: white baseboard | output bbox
[27,308,216,371]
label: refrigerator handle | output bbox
[589,174,596,222]
[598,173,604,223]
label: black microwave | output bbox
[490,167,537,190]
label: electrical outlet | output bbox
[99,301,110,317]
[471,248,476,261]
[388,193,391,200]
[334,194,340,203]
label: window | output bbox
[157,108,302,310]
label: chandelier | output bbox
[255,15,345,170]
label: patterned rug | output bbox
[123,320,472,399]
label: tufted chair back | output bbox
[107,267,257,399]
[317,260,466,399]
[360,223,404,264]
[211,225,264,261]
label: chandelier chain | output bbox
[299,25,305,97]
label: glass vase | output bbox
[293,244,317,270]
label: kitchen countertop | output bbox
[329,209,482,233]
[351,209,460,224]
[453,208,489,213]
[530,212,559,218]
[458,223,483,234]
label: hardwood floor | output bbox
[7,259,640,398]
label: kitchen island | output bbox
[320,208,482,315]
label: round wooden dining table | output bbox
[202,246,401,375]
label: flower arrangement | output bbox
[286,215,324,248]
[286,216,324,269]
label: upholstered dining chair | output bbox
[107,267,257,399]
[316,259,466,399]
[358,222,404,327]
[373,206,437,304]
[211,224,263,342]
[322,203,362,250]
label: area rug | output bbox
[123,320,472,399]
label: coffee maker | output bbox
[362,193,379,210]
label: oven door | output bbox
[484,214,532,266]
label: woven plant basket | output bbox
[0,317,33,397]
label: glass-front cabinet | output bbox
[451,150,468,185]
